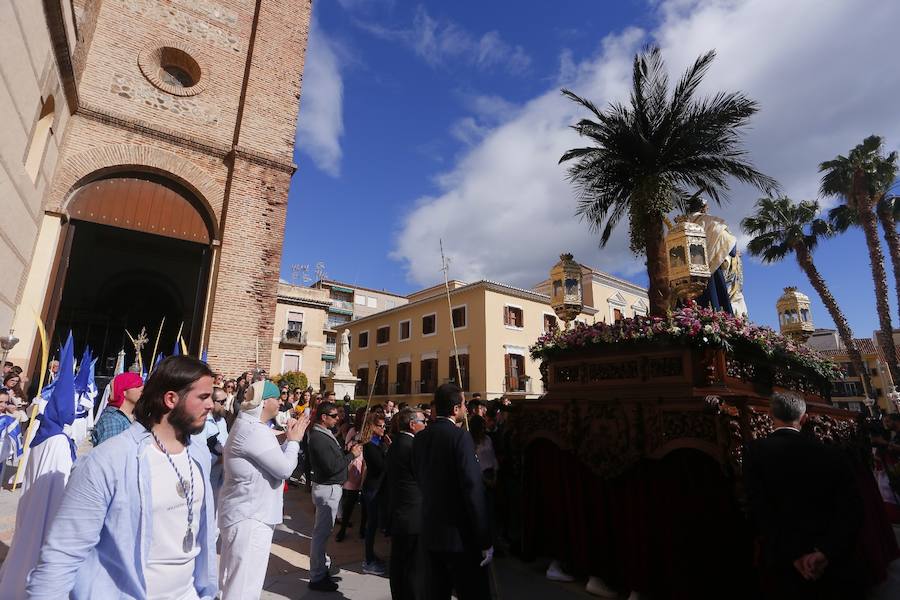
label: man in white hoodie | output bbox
[217,379,309,599]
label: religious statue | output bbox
[334,328,351,375]
[685,201,748,317]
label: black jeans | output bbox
[336,489,362,537]
[362,487,380,562]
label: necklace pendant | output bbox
[182,528,194,553]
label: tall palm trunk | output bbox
[645,212,670,316]
[795,245,874,398]
[877,200,900,327]
[854,170,900,385]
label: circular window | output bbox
[139,44,206,97]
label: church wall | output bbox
[76,0,255,150]
[235,0,311,161]
[45,116,230,222]
[206,158,292,375]
[5,0,311,377]
[0,1,72,340]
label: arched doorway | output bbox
[46,172,214,376]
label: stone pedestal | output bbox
[325,372,359,401]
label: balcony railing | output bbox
[329,299,355,315]
[280,329,307,348]
[324,343,336,356]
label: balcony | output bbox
[329,299,355,315]
[280,329,307,348]
[324,343,337,356]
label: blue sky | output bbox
[282,0,900,339]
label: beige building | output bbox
[270,279,406,388]
[2,0,312,379]
[269,281,331,381]
[807,329,897,412]
[339,266,648,405]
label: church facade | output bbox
[1,0,312,377]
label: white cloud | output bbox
[392,0,900,292]
[295,18,344,176]
[358,6,531,74]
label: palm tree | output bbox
[820,136,900,383]
[830,192,900,326]
[742,197,873,397]
[559,46,777,316]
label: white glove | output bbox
[480,546,494,567]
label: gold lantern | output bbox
[665,216,711,304]
[776,286,814,342]
[550,253,583,327]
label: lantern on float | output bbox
[776,286,814,342]
[549,253,583,327]
[665,217,710,304]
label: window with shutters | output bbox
[358,331,369,349]
[399,320,411,340]
[397,362,412,394]
[449,353,469,390]
[374,363,389,395]
[452,305,467,329]
[504,305,524,328]
[422,313,437,336]
[356,367,369,396]
[543,314,558,333]
[504,353,526,392]
[420,358,438,393]
[613,308,624,322]
[282,353,300,373]
[377,326,390,345]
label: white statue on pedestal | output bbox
[333,329,352,377]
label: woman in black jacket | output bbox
[360,413,390,575]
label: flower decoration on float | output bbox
[530,301,842,385]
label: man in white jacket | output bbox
[218,379,309,599]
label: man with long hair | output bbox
[27,355,218,599]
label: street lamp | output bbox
[0,329,19,364]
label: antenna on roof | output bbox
[315,261,327,282]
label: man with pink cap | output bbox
[91,372,143,446]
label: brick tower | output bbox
[9,0,312,377]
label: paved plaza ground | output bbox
[0,480,898,599]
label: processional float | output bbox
[509,210,895,599]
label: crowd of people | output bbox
[2,355,511,600]
[3,351,899,600]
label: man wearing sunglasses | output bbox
[307,402,362,592]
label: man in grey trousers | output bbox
[307,401,362,592]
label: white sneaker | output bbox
[545,560,576,582]
[585,576,619,598]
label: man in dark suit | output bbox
[743,391,862,600]
[413,383,492,600]
[384,407,427,600]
